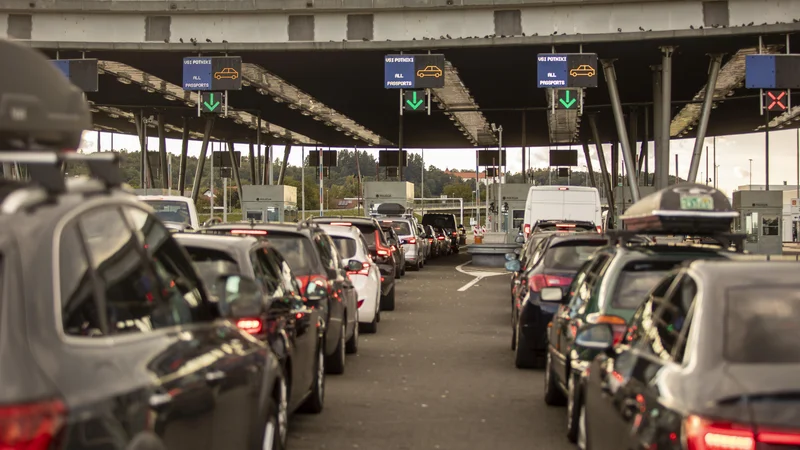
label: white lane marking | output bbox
[456,261,509,292]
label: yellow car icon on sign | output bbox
[416,65,443,78]
[214,67,239,80]
[569,65,596,77]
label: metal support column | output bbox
[191,117,215,203]
[640,107,649,184]
[157,113,168,190]
[178,117,190,195]
[687,54,723,183]
[601,59,640,201]
[248,142,256,184]
[268,145,274,185]
[227,141,244,200]
[277,143,290,185]
[588,114,615,219]
[521,111,527,183]
[628,106,639,183]
[612,142,619,188]
[134,110,145,188]
[582,141,597,188]
[651,66,664,188]
[659,47,676,190]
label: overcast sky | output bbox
[81,128,800,196]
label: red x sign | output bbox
[765,90,788,111]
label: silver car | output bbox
[381,217,426,271]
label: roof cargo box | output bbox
[620,184,738,234]
[376,202,407,216]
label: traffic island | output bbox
[467,232,521,267]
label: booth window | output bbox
[284,206,298,223]
[762,215,779,236]
[246,210,263,222]
[267,207,280,222]
[512,210,524,230]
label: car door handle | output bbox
[205,370,226,383]
[149,393,173,408]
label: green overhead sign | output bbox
[200,91,223,113]
[556,89,579,109]
[403,90,426,112]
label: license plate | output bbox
[679,194,714,211]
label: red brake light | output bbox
[236,318,263,334]
[391,245,397,251]
[596,226,602,233]
[528,274,573,293]
[357,299,364,308]
[558,187,569,190]
[437,236,445,240]
[586,314,627,346]
[685,415,800,450]
[556,224,576,228]
[407,237,417,245]
[347,262,370,276]
[231,229,267,235]
[330,222,352,226]
[0,399,66,450]
[374,231,392,256]
[524,224,531,236]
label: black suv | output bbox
[0,40,287,450]
[309,216,397,311]
[422,213,459,253]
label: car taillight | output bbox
[374,231,392,257]
[236,318,263,334]
[407,237,417,245]
[437,236,445,240]
[524,224,531,236]
[585,314,627,346]
[231,229,267,235]
[0,399,66,450]
[452,231,457,236]
[391,245,397,251]
[347,262,370,276]
[685,415,800,450]
[596,225,602,233]
[528,274,573,293]
[357,299,364,308]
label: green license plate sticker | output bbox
[680,194,714,211]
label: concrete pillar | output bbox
[157,113,168,190]
[659,47,676,189]
[688,54,724,183]
[228,141,244,201]
[651,65,664,188]
[191,117,215,203]
[178,117,190,195]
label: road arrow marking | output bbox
[455,261,509,292]
[406,91,424,110]
[559,90,576,109]
[204,93,220,112]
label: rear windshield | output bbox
[265,236,317,276]
[543,242,604,270]
[331,237,357,259]
[423,215,455,229]
[351,224,379,240]
[143,200,191,225]
[184,246,238,266]
[725,287,800,364]
[535,223,595,233]
[386,221,411,236]
[610,261,675,309]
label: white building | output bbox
[736,184,800,241]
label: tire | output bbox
[346,314,359,354]
[325,322,346,375]
[298,343,325,414]
[544,352,567,405]
[578,398,589,450]
[566,371,582,442]
[380,285,395,311]
[514,319,540,369]
[510,314,517,350]
[360,316,378,333]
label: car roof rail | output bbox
[605,229,745,253]
[0,151,122,194]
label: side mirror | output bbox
[504,259,521,272]
[216,275,262,319]
[540,287,563,302]
[305,279,328,302]
[515,235,525,244]
[575,324,615,352]
[346,259,363,272]
[504,253,517,261]
[514,248,521,255]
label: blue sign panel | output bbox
[384,55,416,89]
[537,55,569,88]
[183,57,213,91]
[745,55,777,89]
[52,60,70,78]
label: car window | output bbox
[543,242,604,271]
[266,249,302,305]
[565,260,593,312]
[60,222,104,337]
[124,207,209,325]
[331,236,357,259]
[142,200,191,225]
[184,246,239,266]
[571,254,609,316]
[314,233,337,272]
[623,273,678,345]
[387,221,411,236]
[252,248,282,296]
[640,274,696,361]
[609,261,680,309]
[265,235,317,276]
[725,286,800,364]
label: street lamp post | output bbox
[492,123,504,233]
[749,158,753,189]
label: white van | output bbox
[521,186,602,239]
[138,195,200,230]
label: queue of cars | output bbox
[506,183,800,450]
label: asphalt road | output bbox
[288,252,576,450]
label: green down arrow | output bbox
[559,90,577,109]
[406,91,424,110]
[204,93,220,112]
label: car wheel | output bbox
[346,314,359,354]
[380,285,396,311]
[513,319,538,369]
[510,313,517,350]
[299,343,325,414]
[325,322,346,375]
[566,372,582,442]
[544,352,567,405]
[360,315,378,333]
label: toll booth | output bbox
[241,185,298,223]
[364,181,415,215]
[733,190,782,255]
[489,183,535,241]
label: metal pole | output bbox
[796,129,799,202]
[228,141,244,202]
[521,110,527,183]
[601,59,640,201]
[301,146,306,220]
[651,65,663,188]
[210,141,215,216]
[157,113,168,189]
[475,153,480,227]
[248,142,256,184]
[706,146,709,185]
[256,113,262,185]
[749,158,753,189]
[421,148,425,200]
[178,118,190,195]
[582,141,597,188]
[714,136,717,188]
[319,148,323,217]
[642,106,649,184]
[588,114,615,216]
[765,109,770,190]
[223,176,228,222]
[659,47,676,190]
[191,116,214,204]
[628,106,638,184]
[134,110,145,188]
[269,145,274,185]
[675,153,679,183]
[497,126,504,232]
[687,54,723,183]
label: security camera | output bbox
[490,123,498,132]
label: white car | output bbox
[319,224,382,333]
[138,194,200,230]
